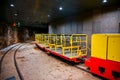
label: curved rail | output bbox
[14,44,24,80]
[0,43,26,80]
[0,44,20,73]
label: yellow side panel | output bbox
[35,34,40,42]
[91,34,107,59]
[107,35,120,62]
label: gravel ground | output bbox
[1,43,101,80]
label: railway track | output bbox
[0,43,26,80]
[74,63,90,73]
[0,42,106,80]
[73,63,108,80]
[47,52,106,80]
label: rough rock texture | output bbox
[23,29,30,41]
[0,37,6,49]
[0,25,31,49]
[6,27,18,45]
[0,24,7,49]
[0,26,19,49]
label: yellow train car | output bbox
[35,34,88,63]
[85,34,120,80]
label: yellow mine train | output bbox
[85,34,120,80]
[35,34,88,62]
[35,33,120,80]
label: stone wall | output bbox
[0,24,35,49]
[0,24,18,49]
[49,6,120,46]
[0,24,7,49]
[6,27,18,45]
[17,28,30,42]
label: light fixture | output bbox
[59,6,63,11]
[48,15,50,17]
[103,0,107,3]
[10,4,14,7]
[14,13,18,16]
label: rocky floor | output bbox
[0,43,101,80]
